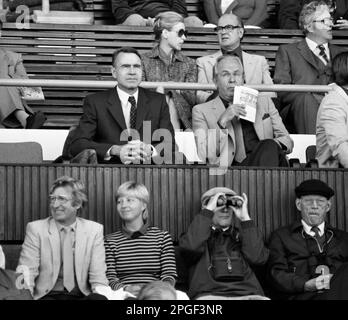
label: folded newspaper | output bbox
[233,86,258,123]
[20,87,45,101]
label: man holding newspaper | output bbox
[192,55,293,168]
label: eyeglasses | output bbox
[49,195,72,204]
[174,29,188,38]
[214,25,241,33]
[313,17,334,26]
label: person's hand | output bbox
[124,284,143,297]
[218,104,246,127]
[205,192,225,211]
[110,140,152,164]
[231,193,251,222]
[334,19,348,29]
[304,274,333,292]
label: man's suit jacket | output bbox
[196,50,275,104]
[192,95,293,166]
[316,85,348,168]
[69,87,175,162]
[274,39,344,112]
[17,217,108,300]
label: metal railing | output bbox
[0,78,334,93]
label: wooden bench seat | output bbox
[0,23,347,129]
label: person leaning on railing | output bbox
[0,20,46,129]
[141,11,197,130]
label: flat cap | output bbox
[295,179,334,199]
[201,187,237,206]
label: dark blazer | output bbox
[274,39,344,132]
[0,269,32,300]
[69,87,175,162]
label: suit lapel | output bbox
[253,99,265,139]
[242,51,253,83]
[297,40,321,71]
[107,87,127,130]
[74,218,87,282]
[135,87,151,131]
[48,218,61,279]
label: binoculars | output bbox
[216,195,243,208]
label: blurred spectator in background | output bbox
[142,11,197,130]
[278,0,348,29]
[111,0,203,27]
[316,52,348,168]
[203,0,269,27]
[274,1,344,134]
[196,13,274,104]
[0,21,46,128]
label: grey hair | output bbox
[213,54,244,80]
[299,1,330,33]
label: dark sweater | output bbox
[111,0,188,24]
[179,209,269,299]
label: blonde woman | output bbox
[104,181,177,298]
[141,11,197,130]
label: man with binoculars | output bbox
[179,187,269,300]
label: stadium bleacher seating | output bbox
[1,22,347,129]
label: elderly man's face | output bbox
[296,195,331,226]
[307,7,333,42]
[49,186,79,226]
[217,15,243,50]
[215,57,244,101]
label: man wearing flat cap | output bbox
[267,179,348,300]
[179,187,269,300]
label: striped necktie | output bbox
[317,45,329,64]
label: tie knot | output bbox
[311,226,320,237]
[128,96,136,105]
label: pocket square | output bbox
[262,113,270,120]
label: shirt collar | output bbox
[55,220,77,232]
[221,45,243,62]
[305,37,329,53]
[116,86,139,106]
[219,96,232,109]
[301,219,325,237]
[149,45,185,62]
[121,220,149,239]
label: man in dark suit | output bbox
[69,47,175,164]
[274,1,345,134]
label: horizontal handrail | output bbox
[0,78,334,92]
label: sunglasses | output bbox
[214,25,241,33]
[174,29,188,38]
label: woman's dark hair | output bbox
[333,51,348,86]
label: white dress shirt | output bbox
[301,219,325,237]
[306,37,330,65]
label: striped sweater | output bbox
[104,226,177,290]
